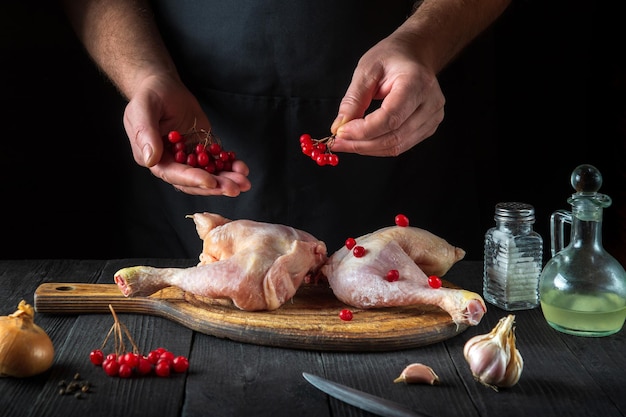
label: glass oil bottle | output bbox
[539,164,626,337]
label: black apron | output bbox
[125,1,486,259]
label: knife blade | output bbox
[302,372,432,417]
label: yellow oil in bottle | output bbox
[540,290,626,336]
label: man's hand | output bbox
[330,33,445,156]
[123,74,251,196]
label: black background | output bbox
[1,1,624,264]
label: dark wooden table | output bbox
[1,259,624,417]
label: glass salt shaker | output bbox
[483,202,543,310]
[539,164,626,337]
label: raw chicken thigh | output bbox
[321,226,486,326]
[114,213,328,311]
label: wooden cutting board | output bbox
[34,281,468,352]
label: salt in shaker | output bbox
[483,202,543,310]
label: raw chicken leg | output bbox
[114,213,328,311]
[321,226,486,326]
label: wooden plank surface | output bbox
[3,259,625,417]
[34,281,468,351]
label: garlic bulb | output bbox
[393,363,439,385]
[463,314,523,390]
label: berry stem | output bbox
[101,304,140,357]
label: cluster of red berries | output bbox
[90,305,189,378]
[299,133,339,166]
[166,128,236,174]
[89,347,189,378]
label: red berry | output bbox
[339,309,353,321]
[345,237,356,250]
[217,151,229,162]
[195,143,207,154]
[167,130,183,143]
[352,245,366,258]
[208,143,222,155]
[89,349,104,366]
[328,154,339,166]
[147,350,161,364]
[428,275,442,289]
[385,269,400,282]
[186,153,198,167]
[172,141,185,152]
[197,151,210,167]
[204,160,217,173]
[174,150,187,164]
[172,356,189,373]
[155,359,171,377]
[300,133,312,144]
[102,358,119,377]
[123,352,139,368]
[136,357,153,375]
[159,350,175,364]
[395,214,409,227]
[118,363,133,378]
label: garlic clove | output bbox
[463,314,523,391]
[393,363,440,385]
[498,335,524,388]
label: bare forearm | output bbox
[61,0,179,99]
[401,0,511,73]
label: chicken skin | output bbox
[114,213,328,311]
[321,226,486,326]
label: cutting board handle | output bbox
[34,283,184,314]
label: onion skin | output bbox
[0,301,55,378]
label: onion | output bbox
[0,300,55,377]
